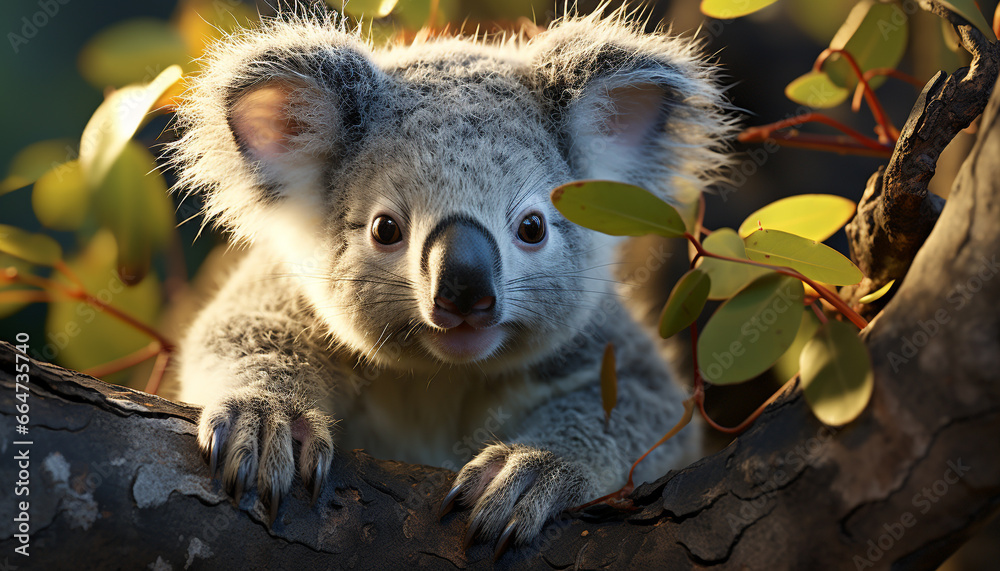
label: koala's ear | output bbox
[228,81,309,164]
[527,17,732,201]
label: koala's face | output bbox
[318,81,598,370]
[170,17,731,372]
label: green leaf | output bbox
[824,0,908,90]
[939,0,997,42]
[78,19,189,89]
[32,161,91,231]
[738,194,856,242]
[700,0,779,19]
[800,320,873,426]
[600,343,617,423]
[0,139,77,196]
[771,309,820,383]
[550,180,686,238]
[785,70,850,108]
[0,224,62,266]
[46,231,162,383]
[698,273,804,385]
[335,0,399,19]
[93,142,175,284]
[79,64,183,190]
[743,229,864,286]
[659,269,711,339]
[697,228,771,300]
[859,280,895,304]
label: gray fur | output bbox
[168,7,731,548]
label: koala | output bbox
[168,7,731,552]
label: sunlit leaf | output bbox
[824,0,908,90]
[46,231,162,383]
[859,280,895,304]
[174,0,259,58]
[0,224,62,266]
[771,309,820,383]
[0,139,77,196]
[787,0,857,45]
[785,71,850,108]
[939,0,997,41]
[600,343,617,423]
[700,0,779,19]
[78,19,189,89]
[659,269,711,339]
[32,161,91,231]
[335,0,399,19]
[743,229,864,285]
[698,273,804,385]
[79,65,183,189]
[697,228,771,299]
[93,142,175,284]
[737,194,856,242]
[800,320,873,426]
[550,180,686,238]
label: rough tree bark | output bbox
[3,6,1000,571]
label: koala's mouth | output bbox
[424,322,504,363]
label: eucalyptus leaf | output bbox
[700,0,779,19]
[744,229,864,286]
[32,161,91,231]
[698,274,804,385]
[0,224,62,266]
[824,0,908,90]
[785,70,850,109]
[800,320,873,426]
[697,228,771,300]
[79,64,183,189]
[738,194,856,242]
[93,142,174,284]
[551,180,686,238]
[78,19,189,89]
[659,269,711,339]
[0,139,77,195]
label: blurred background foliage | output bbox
[0,0,998,566]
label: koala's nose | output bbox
[423,216,500,327]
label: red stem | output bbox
[697,374,799,434]
[739,112,890,153]
[84,342,162,378]
[851,68,925,112]
[144,351,171,395]
[816,48,899,143]
[7,270,176,352]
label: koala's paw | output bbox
[440,443,598,556]
[198,386,334,523]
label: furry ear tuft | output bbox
[528,15,734,205]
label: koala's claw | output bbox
[268,487,281,525]
[439,483,462,519]
[208,426,224,477]
[198,389,334,517]
[450,443,597,553]
[494,520,517,561]
[463,515,484,549]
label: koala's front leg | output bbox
[443,373,693,554]
[184,304,336,522]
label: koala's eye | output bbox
[517,213,546,244]
[371,215,402,245]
